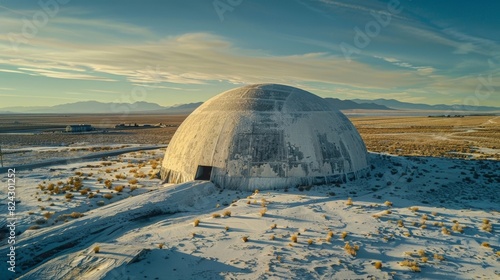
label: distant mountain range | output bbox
[352,98,500,112]
[0,98,498,114]
[324,98,393,110]
[0,101,201,114]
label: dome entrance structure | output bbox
[161,84,369,190]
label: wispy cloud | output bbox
[17,67,116,81]
[0,23,432,89]
[88,89,120,94]
[374,56,435,75]
[0,68,26,74]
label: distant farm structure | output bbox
[114,123,176,129]
[66,124,94,133]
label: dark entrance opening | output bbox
[195,165,213,181]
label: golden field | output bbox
[352,115,500,159]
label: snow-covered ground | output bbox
[1,149,499,279]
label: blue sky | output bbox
[0,0,499,108]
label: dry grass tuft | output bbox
[434,253,445,261]
[128,178,139,184]
[103,193,113,200]
[223,210,232,217]
[341,231,348,239]
[259,208,267,217]
[242,236,248,242]
[290,235,298,243]
[400,260,420,272]
[43,212,53,219]
[344,242,358,256]
[193,219,200,227]
[374,261,382,269]
[481,219,493,232]
[346,197,353,206]
[70,212,84,218]
[104,180,112,188]
[212,213,221,218]
[384,201,393,207]
[441,227,450,235]
[93,246,100,253]
[451,222,464,233]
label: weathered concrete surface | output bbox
[161,84,368,190]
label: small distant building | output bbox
[66,124,93,132]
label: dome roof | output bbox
[161,84,368,190]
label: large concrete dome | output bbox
[161,84,368,190]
